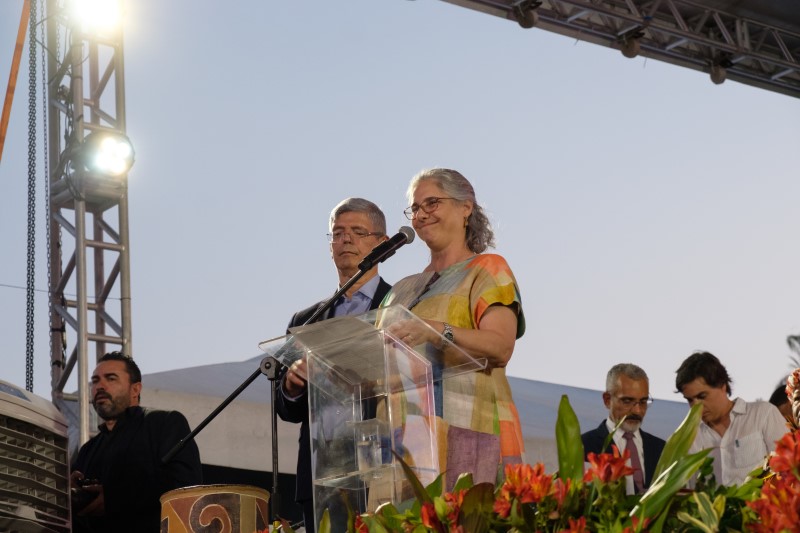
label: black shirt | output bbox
[71,406,203,533]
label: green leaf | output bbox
[318,509,331,533]
[458,509,490,533]
[632,448,711,522]
[451,472,474,493]
[426,473,445,499]
[360,514,390,533]
[711,494,726,522]
[374,502,403,532]
[391,449,433,505]
[652,403,702,481]
[724,475,763,500]
[555,395,584,483]
[691,491,718,527]
[433,496,448,519]
[647,501,671,533]
[459,483,495,516]
[676,511,714,533]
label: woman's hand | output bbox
[386,305,518,368]
[386,319,439,347]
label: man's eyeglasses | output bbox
[404,197,457,220]
[614,396,654,408]
[327,230,382,243]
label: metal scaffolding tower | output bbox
[45,0,133,445]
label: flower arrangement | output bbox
[273,392,800,533]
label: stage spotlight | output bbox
[70,0,123,33]
[512,0,541,29]
[621,38,640,59]
[710,64,727,85]
[75,132,135,177]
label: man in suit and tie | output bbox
[275,197,392,533]
[581,363,666,494]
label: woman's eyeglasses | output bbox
[403,197,457,220]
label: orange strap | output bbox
[0,0,32,165]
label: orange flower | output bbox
[769,430,800,477]
[493,463,553,518]
[493,497,513,519]
[583,445,634,484]
[420,502,446,533]
[621,515,650,533]
[551,477,571,509]
[747,474,800,532]
[558,516,587,533]
[444,490,466,524]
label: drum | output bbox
[160,484,270,533]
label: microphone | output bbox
[358,226,415,271]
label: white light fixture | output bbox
[70,0,123,34]
[75,132,135,177]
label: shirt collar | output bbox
[730,397,746,415]
[99,405,142,432]
[340,275,381,302]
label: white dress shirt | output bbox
[605,418,646,496]
[688,398,787,486]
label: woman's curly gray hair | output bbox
[406,168,495,254]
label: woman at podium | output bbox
[382,167,526,491]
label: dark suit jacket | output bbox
[580,420,666,489]
[274,277,392,503]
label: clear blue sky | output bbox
[2,0,799,405]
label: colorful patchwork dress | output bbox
[381,253,526,488]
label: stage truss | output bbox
[442,0,800,99]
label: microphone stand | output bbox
[161,265,372,525]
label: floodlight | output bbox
[70,0,123,33]
[75,132,135,177]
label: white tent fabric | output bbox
[140,355,690,474]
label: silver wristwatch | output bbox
[442,323,455,346]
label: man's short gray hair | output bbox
[606,363,649,393]
[329,197,387,235]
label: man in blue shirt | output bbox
[275,198,392,533]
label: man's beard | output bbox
[621,417,642,433]
[93,394,127,420]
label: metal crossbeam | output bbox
[442,0,800,98]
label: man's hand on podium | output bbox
[283,358,308,398]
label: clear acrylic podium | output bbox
[259,305,486,532]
